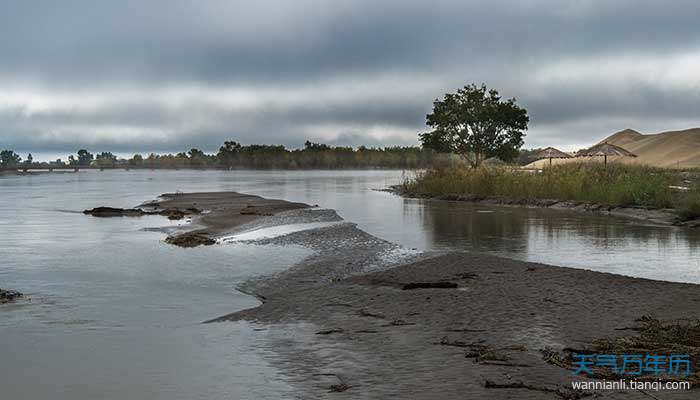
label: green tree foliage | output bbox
[223,141,430,169]
[217,141,242,168]
[3,141,439,171]
[129,154,144,167]
[0,150,22,167]
[76,149,94,166]
[187,148,215,167]
[95,152,118,168]
[420,84,529,167]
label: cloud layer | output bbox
[2,0,700,157]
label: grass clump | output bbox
[401,162,700,213]
[542,317,700,383]
[592,316,700,354]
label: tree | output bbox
[129,154,144,167]
[26,153,33,165]
[0,150,22,167]
[95,152,117,168]
[419,84,529,168]
[187,148,207,167]
[217,141,242,168]
[76,149,94,166]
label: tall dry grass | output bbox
[401,163,700,217]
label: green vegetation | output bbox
[544,316,700,383]
[0,141,439,170]
[400,163,700,218]
[0,150,22,167]
[420,84,529,167]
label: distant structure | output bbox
[576,142,637,166]
[533,147,572,167]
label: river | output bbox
[1,169,699,399]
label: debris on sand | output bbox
[542,316,700,383]
[165,232,216,248]
[381,319,416,327]
[592,315,700,353]
[358,308,385,319]
[240,205,257,215]
[436,336,484,348]
[402,282,458,290]
[316,329,345,335]
[1,288,24,304]
[328,382,351,393]
[453,272,478,280]
[240,205,273,216]
[313,373,351,393]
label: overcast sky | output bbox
[2,0,700,158]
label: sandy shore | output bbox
[145,191,310,235]
[115,192,700,398]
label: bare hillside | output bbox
[526,128,700,168]
[599,127,700,168]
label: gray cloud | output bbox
[2,0,700,157]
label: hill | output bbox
[525,127,700,169]
[598,127,700,168]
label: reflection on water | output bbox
[411,199,700,283]
[1,169,699,399]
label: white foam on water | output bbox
[218,221,344,243]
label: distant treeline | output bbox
[1,141,443,170]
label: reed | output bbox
[401,163,700,217]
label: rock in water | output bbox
[165,233,216,248]
[0,288,24,304]
[83,206,201,220]
[83,207,147,217]
[158,209,186,220]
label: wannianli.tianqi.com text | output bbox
[571,380,691,391]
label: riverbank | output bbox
[122,191,700,398]
[394,164,700,227]
[386,186,690,227]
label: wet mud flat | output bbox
[214,247,700,398]
[100,192,700,399]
